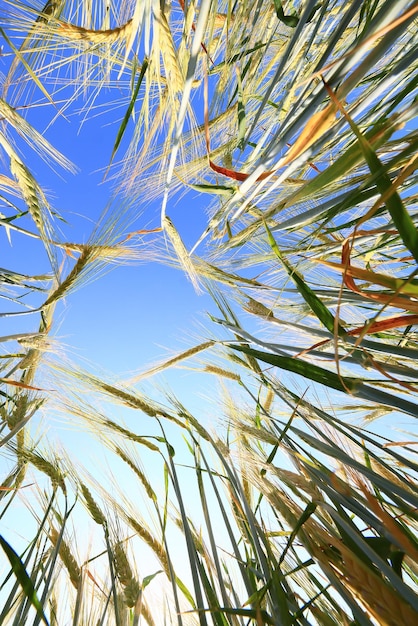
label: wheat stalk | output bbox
[361,486,418,564]
[243,297,274,318]
[24,449,66,493]
[163,215,201,292]
[6,395,28,429]
[49,593,58,626]
[134,594,155,626]
[8,152,58,273]
[130,340,215,382]
[0,98,74,171]
[105,421,160,452]
[97,382,160,417]
[10,157,44,231]
[263,388,274,414]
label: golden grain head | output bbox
[126,516,169,576]
[244,298,274,318]
[55,19,133,45]
[10,157,43,232]
[204,364,241,381]
[99,382,158,416]
[123,577,140,608]
[114,446,157,501]
[43,246,94,307]
[27,451,66,493]
[158,11,183,95]
[80,483,106,525]
[7,395,28,429]
[113,542,133,587]
[49,529,81,589]
[105,420,160,451]
[263,388,275,414]
[163,216,201,292]
[334,542,418,626]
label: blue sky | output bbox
[0,27,240,587]
[2,54,219,382]
[0,82,227,588]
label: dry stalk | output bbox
[133,593,155,626]
[15,428,27,487]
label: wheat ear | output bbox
[333,541,418,626]
[80,483,106,525]
[50,528,81,589]
[158,10,183,95]
[105,421,159,451]
[163,216,201,292]
[114,446,157,501]
[54,19,133,45]
[204,365,241,381]
[113,542,134,587]
[130,340,215,382]
[126,516,170,577]
[43,247,94,307]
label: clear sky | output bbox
[0,82,233,612]
[2,58,219,389]
[0,25,234,588]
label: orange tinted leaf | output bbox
[281,102,339,167]
[0,379,48,391]
[209,159,273,181]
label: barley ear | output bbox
[80,483,106,525]
[113,542,133,587]
[49,528,81,589]
[123,577,141,608]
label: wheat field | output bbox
[1,1,417,624]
